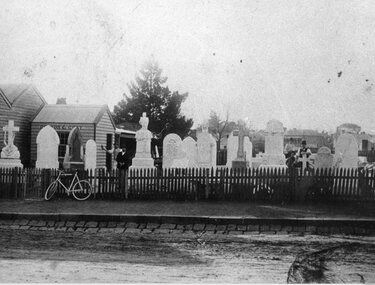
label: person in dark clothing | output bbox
[367,147,375,164]
[295,140,312,170]
[116,147,132,171]
[116,147,132,199]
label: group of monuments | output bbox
[0,114,362,171]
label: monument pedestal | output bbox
[261,154,286,166]
[64,162,84,170]
[232,158,249,169]
[0,158,23,168]
[130,157,155,169]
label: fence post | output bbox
[359,168,367,200]
[124,169,129,200]
[12,167,18,199]
[289,168,297,202]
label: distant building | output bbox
[0,84,46,166]
[284,129,332,153]
[250,131,266,156]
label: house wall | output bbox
[95,110,115,168]
[0,91,45,166]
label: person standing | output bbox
[368,147,375,164]
[101,144,121,169]
[284,138,297,159]
[296,140,312,170]
[116,147,132,198]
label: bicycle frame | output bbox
[55,171,81,195]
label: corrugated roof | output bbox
[0,84,46,107]
[33,104,110,124]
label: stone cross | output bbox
[235,125,246,160]
[232,122,250,168]
[3,120,19,147]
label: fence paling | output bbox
[1,166,375,201]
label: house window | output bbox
[58,132,69,158]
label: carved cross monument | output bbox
[0,120,23,168]
[3,120,19,147]
[232,121,250,169]
[1,120,20,158]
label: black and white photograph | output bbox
[0,0,375,283]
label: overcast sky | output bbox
[1,0,375,133]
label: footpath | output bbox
[0,200,375,236]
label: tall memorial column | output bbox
[130,112,155,169]
[0,120,23,168]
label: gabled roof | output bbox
[33,104,115,127]
[0,84,46,108]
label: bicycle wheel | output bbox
[72,180,92,201]
[45,181,58,201]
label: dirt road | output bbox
[0,228,374,283]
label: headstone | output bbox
[314,146,333,170]
[334,133,359,169]
[0,120,23,168]
[197,124,217,168]
[130,112,155,169]
[163,133,188,168]
[226,131,253,168]
[85,139,97,171]
[260,119,286,167]
[35,125,60,169]
[182,136,198,167]
[63,127,84,169]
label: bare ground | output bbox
[0,228,374,283]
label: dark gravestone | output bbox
[71,132,83,162]
[63,127,84,169]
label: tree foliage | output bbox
[113,59,194,140]
[208,110,236,149]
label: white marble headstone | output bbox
[163,133,187,168]
[314,146,333,169]
[226,131,253,167]
[36,125,60,169]
[85,139,97,171]
[182,136,198,167]
[261,119,286,166]
[334,133,359,169]
[197,128,217,168]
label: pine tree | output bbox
[113,59,193,140]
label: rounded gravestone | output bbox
[36,125,60,169]
[334,133,359,169]
[85,139,97,171]
[163,133,186,168]
[182,136,198,168]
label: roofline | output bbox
[0,88,11,109]
[29,84,47,105]
[32,122,93,125]
[115,128,136,135]
[93,105,116,130]
[0,84,47,109]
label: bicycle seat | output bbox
[59,170,73,176]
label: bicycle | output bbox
[44,170,92,201]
